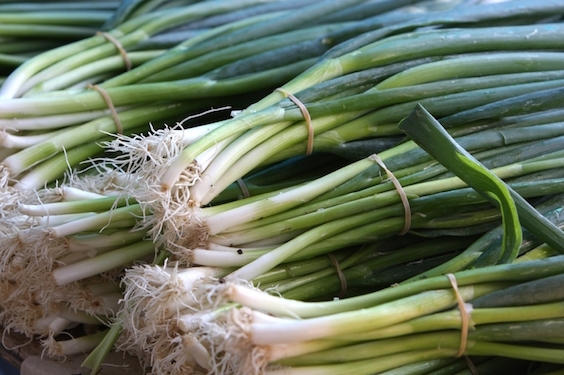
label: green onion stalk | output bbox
[158,19,564,195]
[109,44,564,374]
[0,1,357,186]
[4,0,426,97]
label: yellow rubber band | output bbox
[96,31,132,71]
[88,84,123,134]
[372,154,411,235]
[328,253,347,299]
[236,178,250,199]
[275,88,314,155]
[446,273,470,358]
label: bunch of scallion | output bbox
[2,1,564,375]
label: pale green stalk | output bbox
[337,301,564,342]
[46,329,108,356]
[2,102,187,180]
[203,156,378,235]
[265,349,456,375]
[223,256,564,318]
[246,284,498,345]
[52,240,155,285]
[48,203,143,238]
[28,50,164,94]
[18,195,127,216]
[0,109,111,131]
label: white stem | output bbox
[179,119,227,146]
[192,136,236,182]
[208,227,306,247]
[226,284,317,319]
[0,110,110,131]
[191,121,292,204]
[19,197,115,216]
[66,229,148,252]
[191,248,263,267]
[206,242,274,252]
[48,204,141,237]
[52,240,155,285]
[46,330,108,356]
[204,157,377,235]
[56,251,97,266]
[183,333,212,371]
[48,317,74,335]
[0,128,67,148]
[223,227,326,282]
[267,339,341,363]
[35,212,95,227]
[249,287,476,345]
[202,114,352,205]
[159,107,285,192]
[210,230,301,248]
[60,186,108,201]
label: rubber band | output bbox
[446,273,470,358]
[236,178,250,199]
[275,88,314,155]
[88,84,123,134]
[327,253,347,299]
[464,355,479,375]
[371,155,411,235]
[96,31,132,71]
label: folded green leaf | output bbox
[398,104,522,263]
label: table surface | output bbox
[0,328,142,375]
[0,329,41,370]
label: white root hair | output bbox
[95,126,209,261]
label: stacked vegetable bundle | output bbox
[2,0,564,374]
[0,0,122,81]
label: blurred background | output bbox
[0,357,18,375]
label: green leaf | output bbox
[398,104,521,263]
[81,321,123,375]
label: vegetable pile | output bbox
[2,0,564,374]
